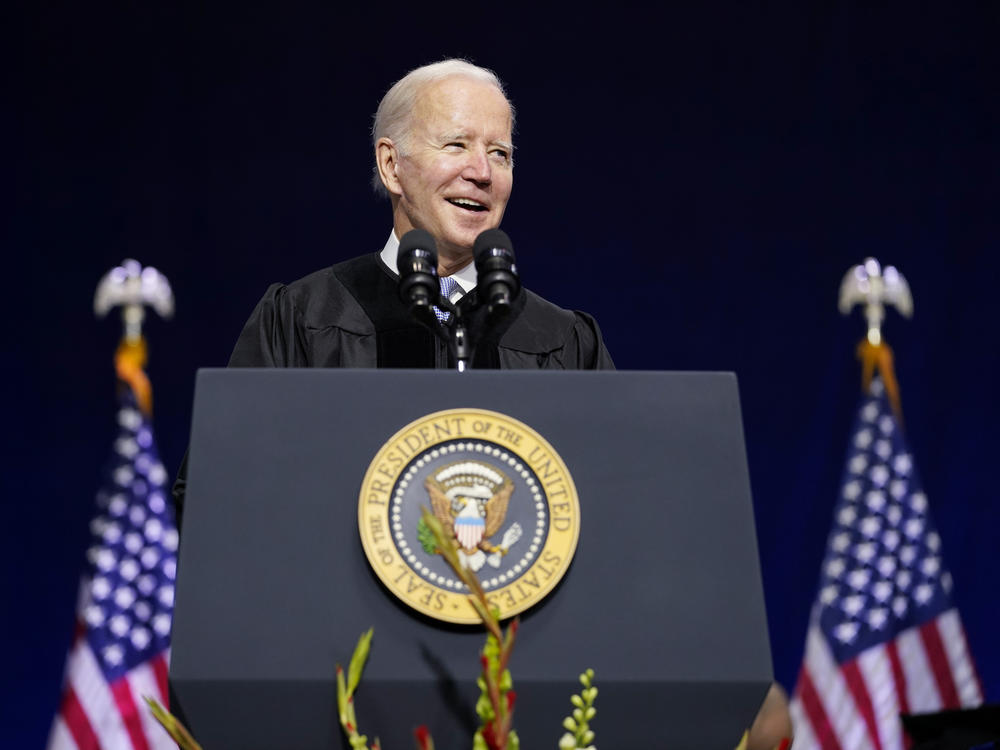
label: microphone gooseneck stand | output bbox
[397,228,520,372]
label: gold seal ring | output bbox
[358,408,580,624]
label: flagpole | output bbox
[47,260,179,750]
[838,257,912,420]
[94,259,174,416]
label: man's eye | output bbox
[490,149,510,162]
[445,142,465,150]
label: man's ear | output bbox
[376,138,403,196]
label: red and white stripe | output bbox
[48,630,174,750]
[790,608,982,750]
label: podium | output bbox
[171,370,772,749]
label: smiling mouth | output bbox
[446,198,488,212]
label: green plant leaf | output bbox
[347,628,373,696]
[476,695,493,720]
[144,696,203,750]
[337,666,347,722]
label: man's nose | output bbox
[462,147,492,186]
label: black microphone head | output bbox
[473,228,520,312]
[397,229,439,310]
[473,229,513,264]
[397,229,438,272]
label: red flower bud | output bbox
[414,725,431,750]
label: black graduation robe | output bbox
[228,253,615,370]
[172,253,613,524]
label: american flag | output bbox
[790,378,982,749]
[48,391,178,750]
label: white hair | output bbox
[371,59,515,196]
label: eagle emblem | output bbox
[423,460,523,572]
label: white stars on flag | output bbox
[865,490,886,511]
[872,580,892,603]
[834,621,860,643]
[876,555,896,577]
[866,607,889,630]
[914,583,934,604]
[893,453,913,475]
[820,585,839,605]
[874,439,892,459]
[854,542,876,563]
[74,400,177,680]
[859,515,882,537]
[846,568,871,590]
[813,385,956,656]
[869,464,890,486]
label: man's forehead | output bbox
[413,77,513,135]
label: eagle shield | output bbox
[425,461,517,570]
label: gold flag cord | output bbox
[856,339,903,424]
[114,337,153,417]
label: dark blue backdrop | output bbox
[7,4,998,747]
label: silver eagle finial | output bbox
[838,257,912,346]
[94,259,174,340]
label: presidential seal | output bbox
[358,408,580,624]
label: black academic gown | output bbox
[228,253,614,370]
[172,253,613,524]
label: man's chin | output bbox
[441,224,501,256]
[436,241,476,262]
[437,233,481,259]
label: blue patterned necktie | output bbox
[434,276,459,322]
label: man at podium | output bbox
[172,60,614,522]
[226,59,614,371]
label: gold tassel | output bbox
[856,340,903,425]
[114,337,153,417]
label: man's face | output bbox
[391,76,514,260]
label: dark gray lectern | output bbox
[172,370,771,749]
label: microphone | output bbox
[397,229,439,311]
[474,229,520,313]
